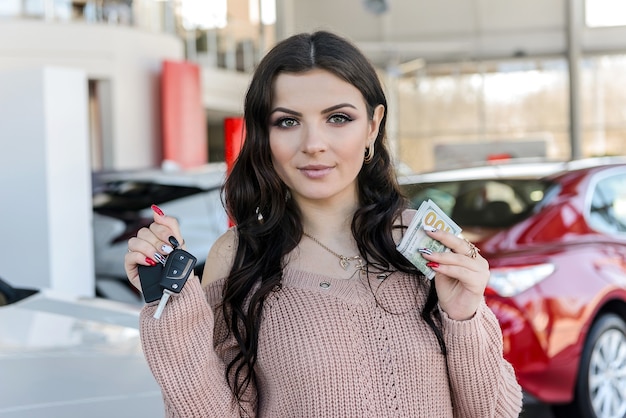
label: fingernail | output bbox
[418,248,433,255]
[154,253,166,265]
[168,236,180,248]
[145,257,157,266]
[151,204,164,216]
[161,244,174,254]
[426,262,440,268]
[423,225,438,232]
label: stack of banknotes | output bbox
[396,199,462,280]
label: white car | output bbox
[92,163,229,304]
[0,277,164,417]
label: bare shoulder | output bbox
[200,227,237,287]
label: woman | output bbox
[126,31,522,417]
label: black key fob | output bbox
[160,249,196,294]
[138,264,164,303]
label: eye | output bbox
[328,113,353,124]
[274,117,299,128]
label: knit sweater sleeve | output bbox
[440,300,523,418]
[139,278,256,417]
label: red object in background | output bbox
[224,117,245,173]
[487,153,512,163]
[161,60,208,168]
[224,117,245,226]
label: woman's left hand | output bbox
[419,228,490,321]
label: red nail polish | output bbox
[426,262,440,269]
[145,257,157,266]
[151,204,164,216]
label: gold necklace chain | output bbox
[303,232,364,271]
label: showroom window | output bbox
[585,0,626,28]
[398,55,626,172]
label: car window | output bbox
[589,173,626,233]
[93,181,204,212]
[401,179,552,228]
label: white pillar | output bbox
[0,67,94,297]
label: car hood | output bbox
[0,291,163,417]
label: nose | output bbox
[301,124,327,154]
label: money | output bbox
[397,199,462,280]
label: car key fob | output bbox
[138,264,165,303]
[159,249,196,294]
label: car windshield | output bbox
[401,179,554,228]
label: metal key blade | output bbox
[153,290,172,319]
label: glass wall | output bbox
[580,55,626,158]
[397,55,626,172]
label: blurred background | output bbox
[1,1,626,417]
[2,0,626,173]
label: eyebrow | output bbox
[270,103,357,116]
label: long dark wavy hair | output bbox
[222,30,445,409]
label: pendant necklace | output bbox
[303,232,365,271]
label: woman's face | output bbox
[268,68,384,207]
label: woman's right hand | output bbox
[124,204,186,291]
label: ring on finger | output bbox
[464,239,480,259]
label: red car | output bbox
[398,158,626,418]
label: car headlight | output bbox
[487,263,556,297]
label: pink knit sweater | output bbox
[140,266,522,417]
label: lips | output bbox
[299,164,333,179]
